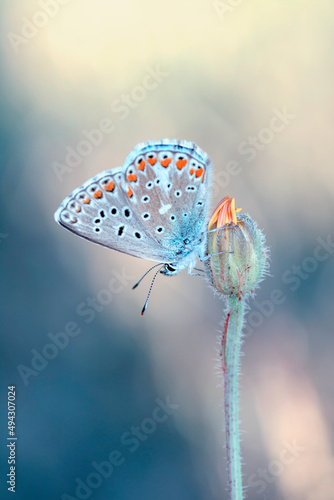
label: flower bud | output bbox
[206,196,267,299]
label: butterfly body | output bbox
[55,139,212,275]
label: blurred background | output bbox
[1,1,334,499]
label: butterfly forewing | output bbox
[55,140,212,265]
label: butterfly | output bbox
[54,139,212,291]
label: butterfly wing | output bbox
[55,139,212,264]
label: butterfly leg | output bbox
[188,270,206,277]
[201,225,235,261]
[200,250,233,262]
[187,261,206,277]
[193,266,206,273]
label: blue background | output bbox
[1,1,334,499]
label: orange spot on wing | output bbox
[137,160,145,171]
[160,158,172,167]
[190,168,195,175]
[104,180,115,192]
[195,168,204,178]
[127,173,137,182]
[82,197,90,204]
[75,206,81,213]
[127,186,133,198]
[94,190,102,199]
[148,157,157,166]
[176,159,187,170]
[202,171,206,182]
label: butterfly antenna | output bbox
[132,263,164,290]
[141,264,165,316]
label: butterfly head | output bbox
[160,263,179,276]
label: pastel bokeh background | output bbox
[1,1,334,499]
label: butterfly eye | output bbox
[165,264,177,273]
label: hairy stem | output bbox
[223,296,245,500]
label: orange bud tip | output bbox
[208,195,242,230]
